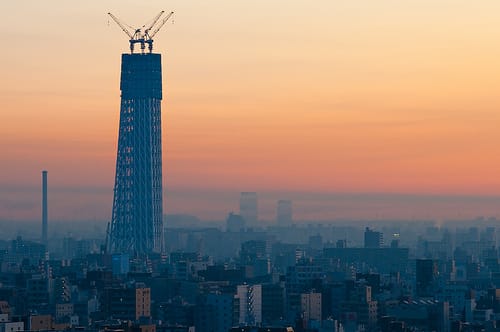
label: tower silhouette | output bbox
[42,170,48,246]
[106,11,173,254]
[107,53,164,254]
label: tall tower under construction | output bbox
[106,11,173,254]
[42,170,48,246]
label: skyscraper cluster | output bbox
[238,192,293,228]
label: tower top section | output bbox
[120,53,162,99]
[108,11,174,54]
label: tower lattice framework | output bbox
[107,53,164,254]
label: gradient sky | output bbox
[1,1,500,222]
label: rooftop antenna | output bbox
[108,11,174,54]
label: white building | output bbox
[237,284,262,325]
[0,322,24,332]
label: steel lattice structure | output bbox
[107,53,164,254]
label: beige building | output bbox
[136,287,151,320]
[29,315,53,331]
[301,292,322,323]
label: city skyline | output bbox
[2,1,500,222]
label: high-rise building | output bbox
[364,227,383,248]
[236,284,262,325]
[226,212,246,232]
[195,293,236,332]
[416,259,438,297]
[301,292,322,323]
[52,277,71,304]
[277,200,292,226]
[106,17,174,254]
[101,285,151,320]
[240,192,258,227]
[261,283,285,324]
[342,283,378,328]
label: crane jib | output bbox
[108,11,174,54]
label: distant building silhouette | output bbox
[240,192,258,227]
[364,227,383,248]
[226,212,245,232]
[277,200,292,226]
[323,247,409,274]
[308,234,323,250]
[416,259,438,297]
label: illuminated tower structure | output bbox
[106,11,173,254]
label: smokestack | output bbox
[42,170,48,246]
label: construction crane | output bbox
[108,11,174,54]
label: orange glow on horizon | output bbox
[2,0,500,220]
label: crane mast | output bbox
[108,11,174,53]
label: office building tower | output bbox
[416,259,439,297]
[236,284,262,325]
[301,292,322,323]
[101,286,151,320]
[240,192,258,227]
[226,212,246,232]
[261,283,285,324]
[364,227,383,248]
[277,200,292,226]
[195,293,236,332]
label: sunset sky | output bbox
[2,1,500,222]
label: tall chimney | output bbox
[42,170,48,246]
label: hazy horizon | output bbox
[2,184,499,222]
[2,1,500,223]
